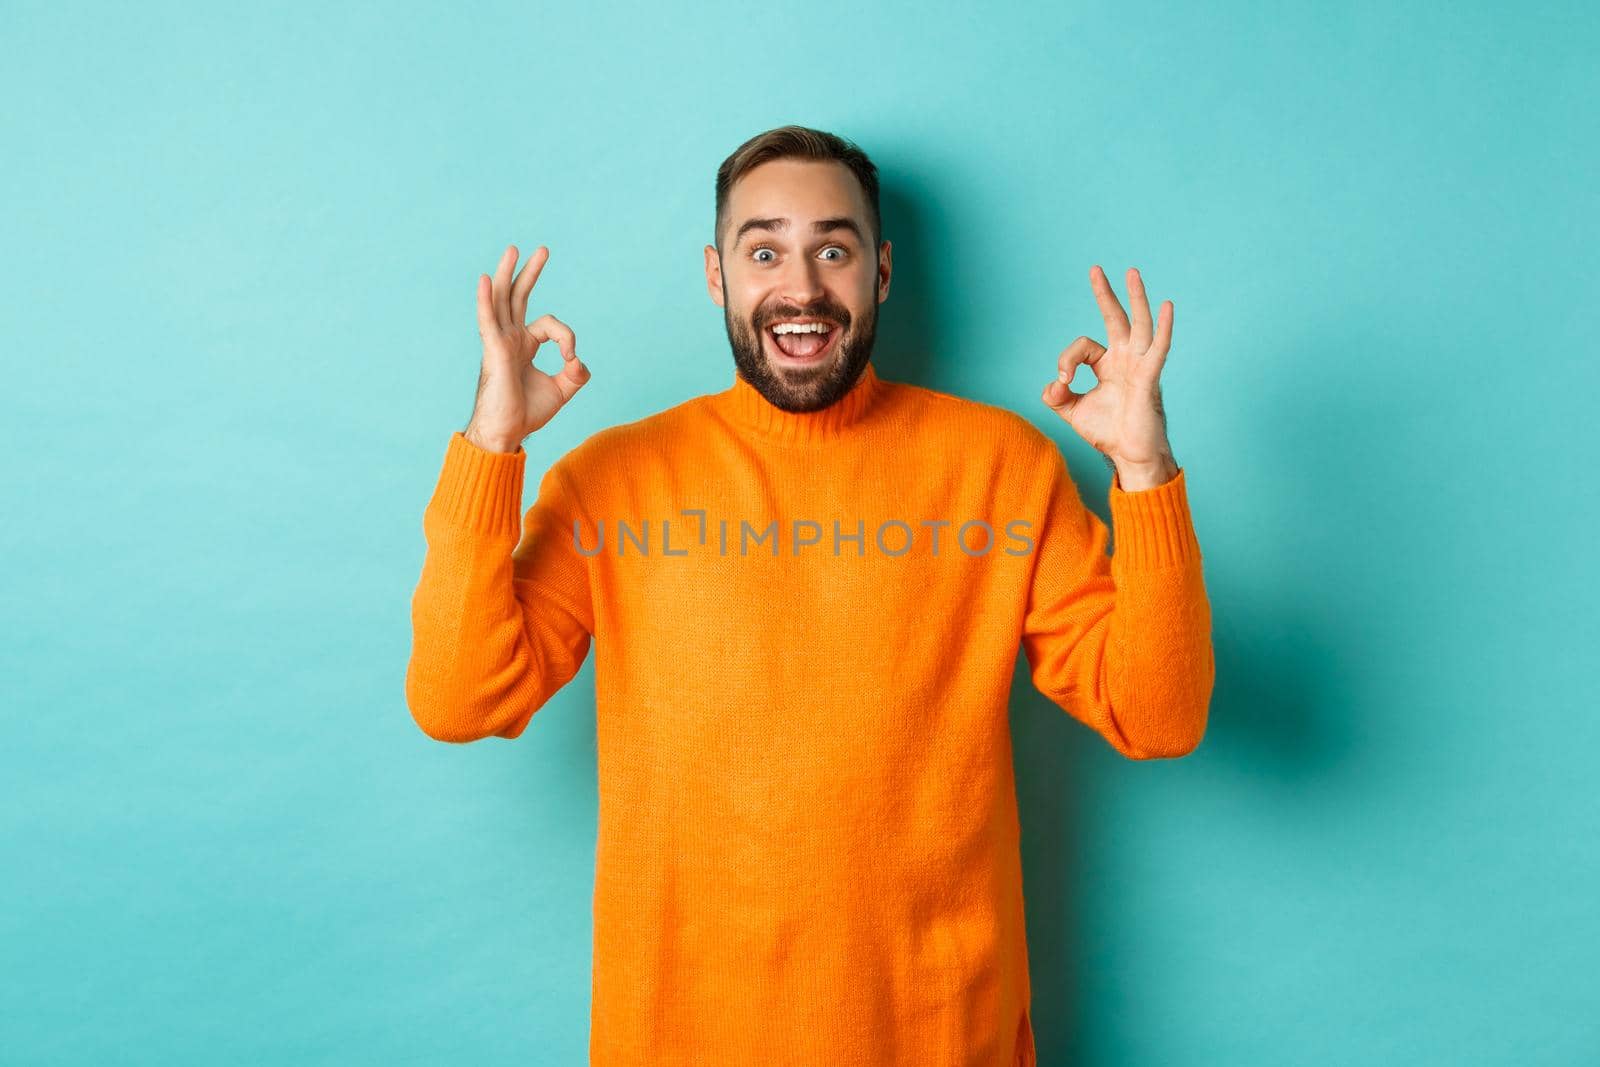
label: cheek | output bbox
[845,267,879,303]
[727,278,768,313]
[840,280,877,320]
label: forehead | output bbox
[726,159,869,236]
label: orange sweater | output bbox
[406,360,1214,1065]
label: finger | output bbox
[475,274,498,340]
[511,245,550,325]
[1143,300,1174,379]
[524,313,578,364]
[1126,267,1153,348]
[492,244,518,332]
[1055,336,1106,385]
[1089,265,1130,346]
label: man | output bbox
[406,125,1214,1066]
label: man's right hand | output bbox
[464,244,591,453]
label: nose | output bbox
[776,254,826,307]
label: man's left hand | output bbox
[1042,265,1180,492]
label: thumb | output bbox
[1041,379,1082,420]
[552,355,591,401]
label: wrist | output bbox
[1112,454,1178,491]
[463,425,524,454]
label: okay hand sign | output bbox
[464,244,591,453]
[1041,265,1179,490]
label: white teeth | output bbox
[771,322,831,335]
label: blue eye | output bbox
[750,245,847,263]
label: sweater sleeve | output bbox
[405,431,596,743]
[1019,443,1214,760]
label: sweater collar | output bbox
[714,360,886,445]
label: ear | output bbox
[704,244,725,308]
[877,239,893,304]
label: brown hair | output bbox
[713,125,881,254]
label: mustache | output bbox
[754,302,852,330]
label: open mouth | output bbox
[763,320,841,365]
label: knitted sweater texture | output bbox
[405,360,1215,1065]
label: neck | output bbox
[715,361,887,445]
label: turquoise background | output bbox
[4,2,1596,1063]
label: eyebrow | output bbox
[733,216,864,247]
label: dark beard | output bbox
[722,286,877,413]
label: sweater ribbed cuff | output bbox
[426,431,527,539]
[1108,466,1201,572]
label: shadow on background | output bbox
[872,179,946,389]
[1009,614,1341,1063]
[999,343,1357,1060]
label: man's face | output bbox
[705,159,892,412]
